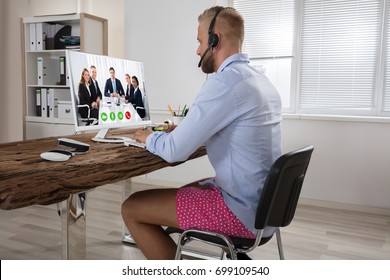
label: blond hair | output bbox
[198,6,244,48]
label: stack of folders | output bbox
[35,88,70,118]
[37,56,67,86]
[29,23,67,51]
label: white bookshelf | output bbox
[21,13,108,139]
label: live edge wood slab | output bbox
[0,130,207,210]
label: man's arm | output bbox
[103,79,110,97]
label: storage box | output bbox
[57,101,73,119]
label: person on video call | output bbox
[89,65,102,107]
[122,6,282,260]
[104,67,124,97]
[124,73,135,101]
[125,75,145,118]
[78,68,99,123]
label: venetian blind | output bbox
[299,0,381,111]
[383,1,390,112]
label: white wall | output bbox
[124,0,216,112]
[0,0,124,143]
[125,0,390,209]
[282,117,390,208]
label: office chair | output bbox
[77,104,98,125]
[167,145,314,260]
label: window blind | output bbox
[383,1,390,112]
[299,0,381,111]
[233,0,295,59]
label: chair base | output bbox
[166,227,275,260]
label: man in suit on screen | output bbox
[104,66,124,97]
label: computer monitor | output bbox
[67,51,151,142]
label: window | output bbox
[233,0,390,117]
[232,0,295,110]
[299,0,381,115]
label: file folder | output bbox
[29,23,36,51]
[35,89,41,117]
[41,88,48,117]
[59,56,66,85]
[37,56,60,85]
[37,57,43,85]
[47,89,54,118]
[36,23,50,51]
[48,88,69,118]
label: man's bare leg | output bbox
[121,188,179,260]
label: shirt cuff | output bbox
[145,131,165,154]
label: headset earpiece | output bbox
[208,33,219,48]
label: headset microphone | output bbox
[198,44,213,68]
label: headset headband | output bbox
[208,8,223,36]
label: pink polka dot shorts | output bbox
[176,185,256,239]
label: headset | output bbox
[198,8,223,68]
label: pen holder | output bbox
[172,116,185,125]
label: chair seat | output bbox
[166,227,273,249]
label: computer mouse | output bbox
[40,150,74,162]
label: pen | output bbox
[168,104,175,116]
[181,104,187,116]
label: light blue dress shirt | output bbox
[112,79,117,93]
[146,53,282,235]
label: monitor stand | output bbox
[91,128,132,143]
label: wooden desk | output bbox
[0,131,207,258]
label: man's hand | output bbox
[134,129,153,143]
[166,125,177,133]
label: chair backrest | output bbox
[255,145,314,229]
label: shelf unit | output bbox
[21,13,108,140]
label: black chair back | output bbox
[255,145,314,230]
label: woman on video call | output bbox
[78,68,99,123]
[127,75,145,118]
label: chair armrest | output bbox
[76,104,91,119]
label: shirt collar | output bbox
[217,53,249,73]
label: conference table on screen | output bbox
[0,129,207,259]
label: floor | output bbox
[0,182,389,260]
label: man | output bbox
[124,73,135,102]
[104,67,124,97]
[122,6,282,260]
[89,65,102,107]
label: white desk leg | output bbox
[59,192,87,259]
[122,178,136,245]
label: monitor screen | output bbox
[67,51,151,140]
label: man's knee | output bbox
[121,191,143,220]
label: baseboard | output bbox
[131,176,181,188]
[298,197,390,216]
